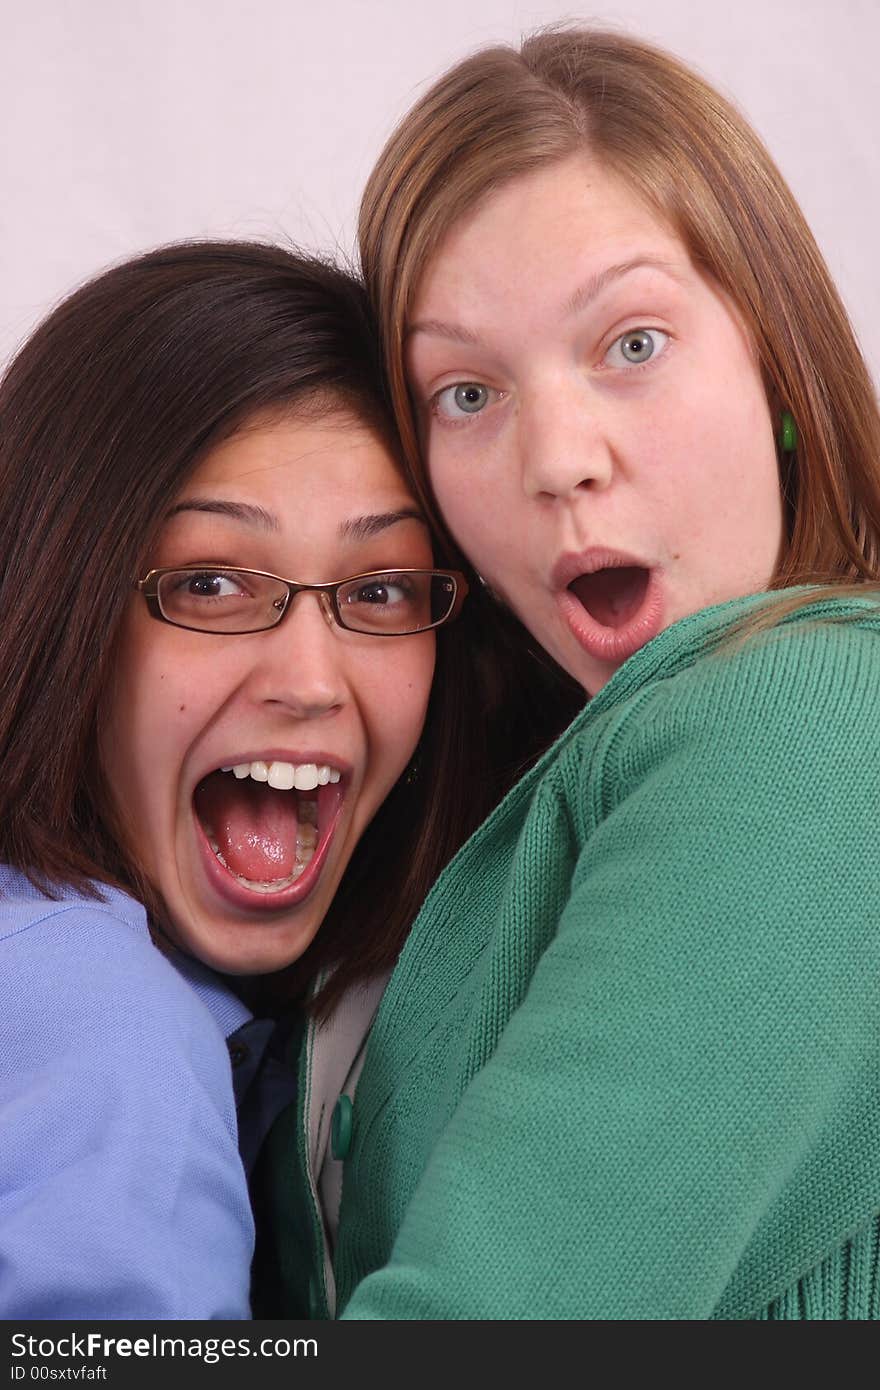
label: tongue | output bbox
[194,772,300,880]
[569,566,649,629]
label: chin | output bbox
[185,923,319,977]
[160,886,323,976]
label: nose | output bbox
[246,590,347,719]
[519,376,614,501]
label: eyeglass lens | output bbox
[155,569,457,634]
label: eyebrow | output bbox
[338,508,426,542]
[562,256,684,317]
[406,256,685,345]
[167,499,279,530]
[167,498,425,542]
[406,318,481,346]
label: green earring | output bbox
[779,410,798,454]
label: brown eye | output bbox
[184,572,241,597]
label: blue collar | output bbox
[169,949,252,1040]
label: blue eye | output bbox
[605,328,669,368]
[434,382,499,420]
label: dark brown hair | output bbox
[0,240,580,1012]
[359,27,880,601]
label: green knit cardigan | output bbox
[297,592,880,1319]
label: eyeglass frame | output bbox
[135,565,470,636]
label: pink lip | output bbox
[192,769,347,915]
[553,547,664,667]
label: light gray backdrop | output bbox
[3,0,878,384]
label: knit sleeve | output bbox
[0,905,254,1318]
[343,621,880,1318]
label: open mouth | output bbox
[556,557,663,671]
[567,566,650,629]
[193,760,344,899]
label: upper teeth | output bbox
[219,760,341,790]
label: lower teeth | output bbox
[237,867,306,893]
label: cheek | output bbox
[362,639,435,776]
[646,366,777,506]
[99,623,208,821]
[426,439,460,521]
[699,400,780,537]
[428,445,509,574]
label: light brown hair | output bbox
[359,26,880,598]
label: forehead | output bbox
[412,153,687,318]
[181,410,409,509]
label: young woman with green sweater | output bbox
[267,29,880,1319]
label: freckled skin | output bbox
[100,413,436,975]
[408,155,784,695]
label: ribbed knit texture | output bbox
[328,592,880,1319]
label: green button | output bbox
[331,1094,353,1160]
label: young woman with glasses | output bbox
[274,28,880,1320]
[0,240,577,1317]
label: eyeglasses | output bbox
[136,566,469,636]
